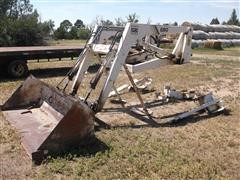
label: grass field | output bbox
[48,39,87,46]
[0,47,239,179]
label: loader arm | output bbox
[1,23,192,163]
[69,23,192,112]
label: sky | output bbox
[31,0,240,27]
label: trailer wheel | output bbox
[7,60,28,78]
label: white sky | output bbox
[31,0,240,27]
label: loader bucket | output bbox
[1,75,95,164]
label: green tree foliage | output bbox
[115,17,126,26]
[210,18,220,24]
[78,28,91,40]
[54,27,66,39]
[69,26,78,39]
[54,19,90,40]
[8,10,42,46]
[172,21,178,26]
[60,20,72,31]
[227,9,240,26]
[40,20,55,36]
[101,19,114,26]
[127,13,139,23]
[74,19,84,29]
[222,21,227,25]
[0,0,54,46]
[54,20,72,39]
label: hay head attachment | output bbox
[1,75,95,164]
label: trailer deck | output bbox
[0,46,83,78]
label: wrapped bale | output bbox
[230,32,240,39]
[203,40,223,50]
[221,32,230,39]
[206,25,214,32]
[191,40,198,48]
[196,40,204,48]
[196,24,208,32]
[182,22,240,33]
[193,30,209,40]
[192,40,201,48]
[208,32,216,39]
[210,25,226,32]
[207,25,240,33]
[229,25,240,33]
[208,32,239,40]
[219,39,232,47]
[182,22,208,32]
[231,39,240,46]
[191,40,204,48]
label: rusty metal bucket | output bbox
[1,75,95,164]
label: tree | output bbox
[115,17,126,26]
[101,19,114,26]
[60,20,72,32]
[7,10,44,46]
[126,13,139,23]
[0,0,54,46]
[172,21,178,26]
[91,15,103,26]
[54,20,73,39]
[69,26,78,39]
[0,0,33,18]
[227,9,240,25]
[74,19,84,28]
[147,17,152,24]
[78,28,91,40]
[210,18,220,24]
[222,21,227,25]
[54,26,66,39]
[40,20,55,36]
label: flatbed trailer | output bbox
[0,46,83,78]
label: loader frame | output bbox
[69,23,193,111]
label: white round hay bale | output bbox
[191,23,203,31]
[231,32,240,39]
[208,32,216,39]
[223,32,232,39]
[216,32,226,39]
[219,39,232,47]
[206,25,214,32]
[201,24,209,32]
[231,39,240,46]
[193,30,209,40]
[191,40,199,48]
[198,40,204,47]
[183,22,240,32]
[223,26,232,32]
[209,25,219,32]
[216,25,228,32]
[230,25,240,33]
[191,39,204,48]
[188,23,208,32]
[229,32,235,39]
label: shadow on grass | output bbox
[0,64,101,82]
[97,111,229,130]
[39,136,109,165]
[29,64,101,79]
[96,100,231,130]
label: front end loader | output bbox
[1,23,194,163]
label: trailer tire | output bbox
[7,60,28,78]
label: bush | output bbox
[0,1,54,47]
[78,28,91,40]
